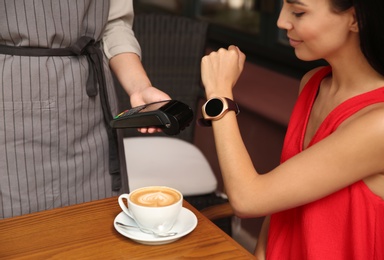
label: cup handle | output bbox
[118,194,134,219]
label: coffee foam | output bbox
[130,188,180,207]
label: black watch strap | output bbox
[223,97,240,113]
[197,117,214,127]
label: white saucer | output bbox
[114,207,198,245]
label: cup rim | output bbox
[128,186,183,208]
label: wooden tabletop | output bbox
[0,197,255,259]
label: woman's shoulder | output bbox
[298,66,330,93]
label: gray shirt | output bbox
[103,0,141,59]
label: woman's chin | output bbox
[294,50,318,62]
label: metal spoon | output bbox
[116,222,178,238]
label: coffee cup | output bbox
[118,186,183,234]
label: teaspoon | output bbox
[116,222,178,238]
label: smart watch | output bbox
[198,97,240,126]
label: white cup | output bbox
[118,186,183,234]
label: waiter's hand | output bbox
[129,86,171,133]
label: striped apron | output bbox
[0,0,128,219]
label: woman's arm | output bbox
[201,46,384,217]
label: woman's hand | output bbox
[201,45,245,99]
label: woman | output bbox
[0,0,169,218]
[200,0,384,259]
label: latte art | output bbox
[137,192,177,207]
[130,187,181,207]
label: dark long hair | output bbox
[331,0,384,76]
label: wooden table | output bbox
[0,197,255,259]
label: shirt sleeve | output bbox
[102,0,142,60]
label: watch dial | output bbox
[206,98,223,116]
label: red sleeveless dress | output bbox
[266,66,384,259]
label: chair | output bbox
[118,13,219,198]
[118,13,207,142]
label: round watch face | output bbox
[205,98,224,116]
